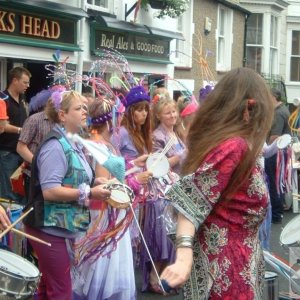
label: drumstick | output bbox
[0,207,33,239]
[120,185,167,295]
[293,193,300,199]
[11,228,51,247]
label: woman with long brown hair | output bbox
[160,68,274,299]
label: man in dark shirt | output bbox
[0,67,31,203]
[265,88,290,223]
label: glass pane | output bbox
[219,9,225,36]
[218,38,225,64]
[290,57,300,81]
[247,14,263,45]
[246,47,262,73]
[269,48,277,75]
[270,16,277,47]
[87,0,92,4]
[292,31,300,55]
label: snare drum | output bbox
[0,249,40,298]
[146,153,170,178]
[280,214,300,246]
[104,183,134,209]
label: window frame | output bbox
[216,5,233,72]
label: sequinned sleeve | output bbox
[166,137,248,230]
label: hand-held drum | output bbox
[280,214,300,246]
[103,183,134,209]
[146,152,170,178]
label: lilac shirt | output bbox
[153,124,186,174]
[37,126,93,190]
[112,126,141,160]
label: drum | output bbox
[146,153,170,178]
[0,200,24,255]
[0,249,40,298]
[263,271,279,300]
[280,214,300,246]
[103,183,134,209]
[277,134,292,149]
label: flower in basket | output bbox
[141,0,189,19]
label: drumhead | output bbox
[146,153,170,178]
[0,249,39,278]
[104,183,134,206]
[280,214,300,245]
[277,134,292,149]
[265,271,278,280]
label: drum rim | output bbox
[0,249,40,279]
[146,152,170,178]
[280,214,300,245]
[104,183,134,206]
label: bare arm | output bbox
[17,141,33,163]
[4,123,21,134]
[160,213,195,288]
[43,185,110,202]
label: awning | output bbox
[93,15,185,41]
[0,0,87,19]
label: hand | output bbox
[133,154,149,167]
[94,177,109,185]
[90,185,111,200]
[0,206,11,231]
[160,249,193,289]
[135,171,153,184]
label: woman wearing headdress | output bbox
[23,90,111,300]
[139,90,186,293]
[72,98,135,300]
[111,85,153,267]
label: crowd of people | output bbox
[0,65,292,299]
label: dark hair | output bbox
[122,101,152,154]
[183,67,274,198]
[271,88,281,102]
[8,67,31,86]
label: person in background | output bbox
[177,94,199,144]
[0,99,11,236]
[23,90,111,300]
[73,98,135,300]
[112,85,152,271]
[265,88,290,224]
[0,98,9,134]
[17,87,60,201]
[160,68,274,299]
[0,67,31,202]
[140,92,185,293]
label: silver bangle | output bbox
[175,235,194,249]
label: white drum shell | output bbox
[280,215,300,246]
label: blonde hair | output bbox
[45,91,83,123]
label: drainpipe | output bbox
[243,12,250,67]
[76,0,85,93]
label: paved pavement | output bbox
[136,209,300,300]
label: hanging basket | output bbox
[149,0,167,9]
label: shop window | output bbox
[216,5,233,72]
[246,13,263,74]
[290,31,300,82]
